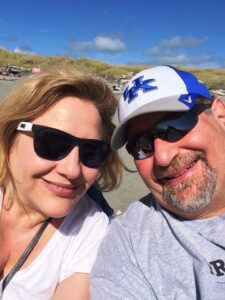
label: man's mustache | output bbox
[154,150,207,181]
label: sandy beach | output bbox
[0,78,149,214]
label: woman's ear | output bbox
[211,98,225,123]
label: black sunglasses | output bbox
[126,103,211,160]
[17,122,110,168]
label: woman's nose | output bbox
[56,146,82,179]
[153,137,179,167]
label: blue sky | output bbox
[1,0,225,68]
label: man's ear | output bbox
[211,98,225,123]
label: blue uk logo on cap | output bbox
[123,76,158,103]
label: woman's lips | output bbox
[159,159,199,186]
[42,179,83,198]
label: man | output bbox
[91,66,225,299]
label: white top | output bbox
[0,192,109,300]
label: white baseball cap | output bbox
[111,65,212,149]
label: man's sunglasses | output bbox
[17,122,110,168]
[126,103,211,160]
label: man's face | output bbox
[127,99,225,219]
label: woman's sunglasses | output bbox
[126,103,211,160]
[17,122,111,168]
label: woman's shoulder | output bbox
[59,193,109,235]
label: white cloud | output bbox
[68,35,125,54]
[93,36,125,52]
[147,53,221,67]
[145,36,209,56]
[144,46,160,55]
[159,36,209,49]
[142,35,224,67]
[157,54,190,65]
[14,46,36,55]
[69,41,92,52]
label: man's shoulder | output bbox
[114,193,159,229]
[124,192,157,212]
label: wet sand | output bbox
[0,78,21,100]
[0,79,149,213]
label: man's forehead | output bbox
[127,111,169,138]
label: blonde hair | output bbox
[0,69,123,192]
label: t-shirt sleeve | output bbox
[59,201,109,282]
[90,218,157,300]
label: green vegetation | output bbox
[1,49,225,89]
[0,49,145,77]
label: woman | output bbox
[0,69,122,299]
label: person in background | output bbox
[5,64,13,76]
[0,68,122,299]
[91,65,225,299]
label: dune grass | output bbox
[1,49,225,89]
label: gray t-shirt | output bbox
[91,194,225,300]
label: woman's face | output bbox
[8,96,103,219]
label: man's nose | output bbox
[153,137,179,167]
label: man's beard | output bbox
[162,152,217,214]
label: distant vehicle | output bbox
[112,85,122,92]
